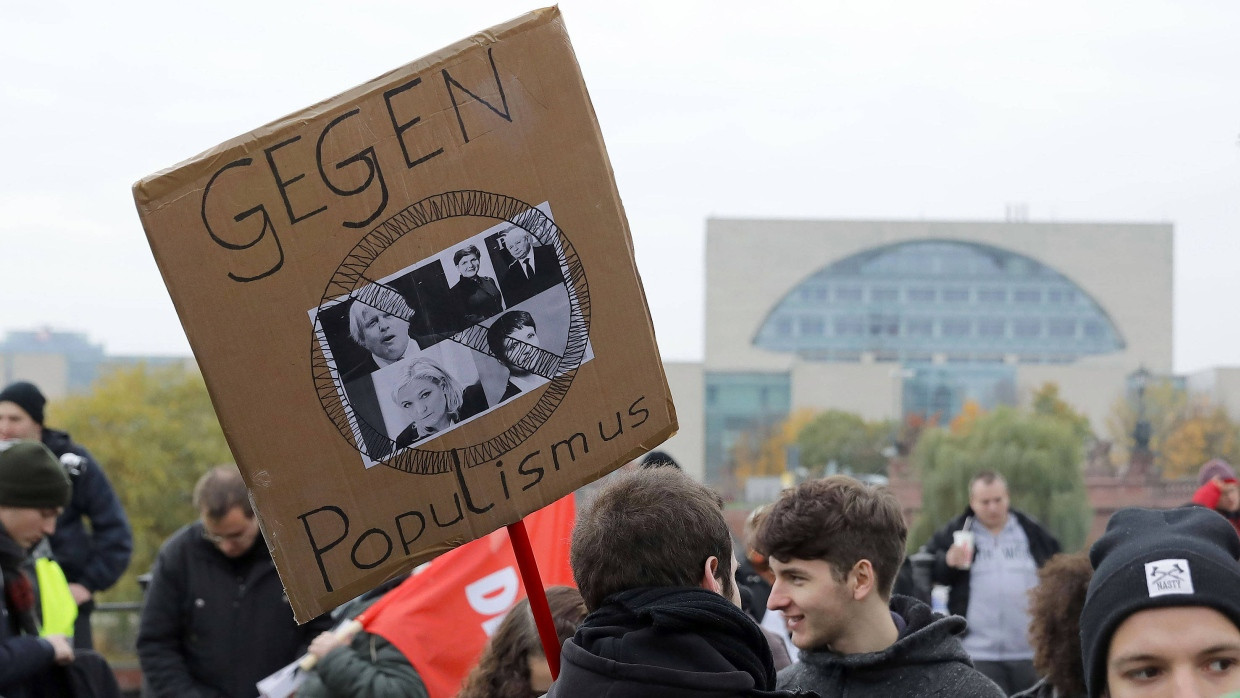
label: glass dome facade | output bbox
[753,240,1125,364]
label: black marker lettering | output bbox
[298,506,349,593]
[315,108,389,228]
[264,136,327,224]
[383,77,444,169]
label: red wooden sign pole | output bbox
[507,519,561,679]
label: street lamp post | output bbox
[1130,366,1153,478]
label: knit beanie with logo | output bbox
[1080,505,1240,697]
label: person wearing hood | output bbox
[547,467,815,698]
[758,475,1003,698]
[1190,458,1240,539]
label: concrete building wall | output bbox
[1187,367,1240,418]
[789,361,898,422]
[659,361,705,482]
[0,353,70,399]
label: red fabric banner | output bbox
[359,495,576,697]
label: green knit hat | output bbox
[0,440,71,508]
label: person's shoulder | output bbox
[157,522,204,559]
[913,661,1005,697]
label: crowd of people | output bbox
[6,377,1240,697]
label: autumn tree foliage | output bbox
[48,363,233,601]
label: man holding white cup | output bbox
[925,471,1061,696]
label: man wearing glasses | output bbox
[137,466,332,698]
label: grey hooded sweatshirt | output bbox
[776,595,1004,698]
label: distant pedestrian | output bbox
[924,470,1060,695]
[1190,458,1240,538]
[137,465,332,698]
[0,380,132,650]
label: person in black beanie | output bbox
[0,381,132,650]
[548,467,816,698]
[1079,506,1240,697]
[0,439,75,696]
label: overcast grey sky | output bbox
[3,1,1238,373]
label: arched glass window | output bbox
[753,240,1125,363]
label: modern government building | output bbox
[660,217,1182,486]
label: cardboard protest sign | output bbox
[132,7,675,621]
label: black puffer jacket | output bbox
[547,587,817,698]
[137,522,332,698]
[0,527,57,698]
[42,428,133,593]
[776,596,1004,698]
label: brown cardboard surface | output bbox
[132,7,675,622]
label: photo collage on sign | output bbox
[309,202,594,467]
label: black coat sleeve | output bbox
[136,540,227,698]
[67,449,133,592]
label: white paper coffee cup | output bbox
[952,530,975,569]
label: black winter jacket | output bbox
[547,587,817,698]
[925,508,1060,619]
[777,595,1004,698]
[137,522,332,698]
[42,428,133,593]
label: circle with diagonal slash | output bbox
[311,191,590,475]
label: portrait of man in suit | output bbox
[496,227,565,307]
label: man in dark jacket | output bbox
[758,475,1003,698]
[924,470,1060,695]
[0,381,133,649]
[0,440,76,697]
[547,467,814,698]
[137,465,332,698]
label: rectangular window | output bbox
[943,287,970,303]
[1014,289,1042,303]
[906,318,933,337]
[775,318,793,337]
[978,318,1006,338]
[942,318,971,337]
[869,314,899,336]
[978,288,1007,303]
[1013,319,1041,338]
[1048,319,1076,338]
[835,286,863,302]
[834,317,864,336]
[1084,320,1105,338]
[871,287,898,303]
[800,317,825,336]
[907,288,936,302]
[1047,289,1076,304]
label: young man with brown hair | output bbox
[548,467,812,697]
[759,475,1002,697]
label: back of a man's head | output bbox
[192,465,252,520]
[757,475,908,599]
[571,468,733,611]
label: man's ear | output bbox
[700,555,723,594]
[849,559,879,601]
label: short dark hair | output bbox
[453,245,482,266]
[192,465,253,520]
[487,311,536,364]
[757,476,907,598]
[571,468,734,611]
[1027,552,1092,696]
[970,470,1007,491]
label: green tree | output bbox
[1106,380,1240,479]
[908,406,1091,553]
[48,363,233,601]
[796,410,893,477]
[1031,382,1093,442]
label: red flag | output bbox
[358,495,576,698]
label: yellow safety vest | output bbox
[34,557,78,638]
